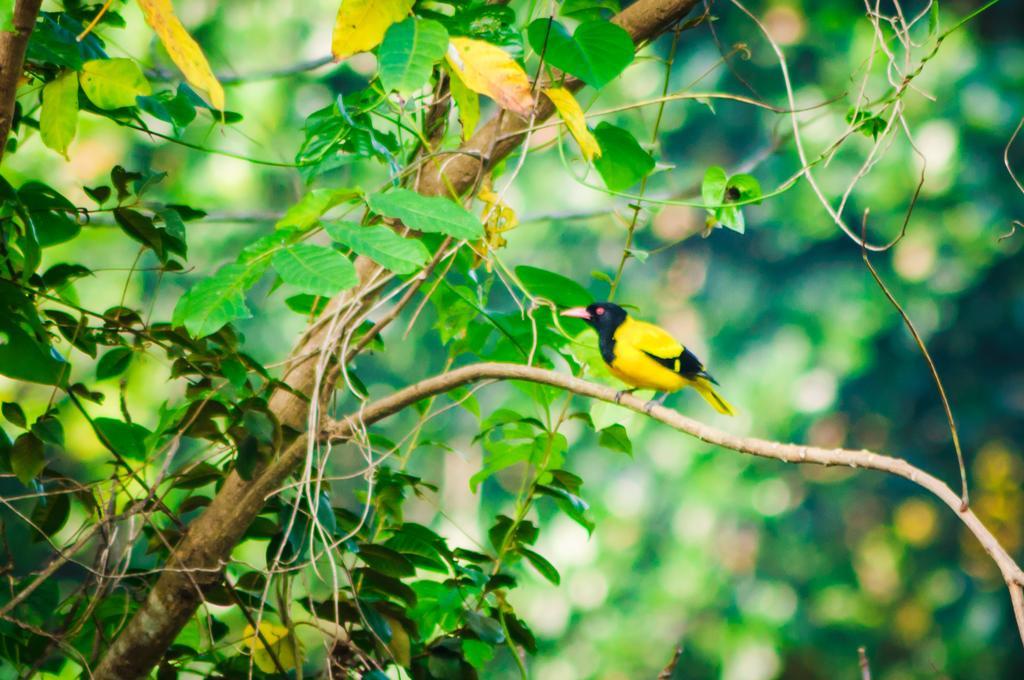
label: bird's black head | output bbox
[560,302,628,335]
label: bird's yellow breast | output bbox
[608,342,689,392]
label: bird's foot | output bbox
[643,393,668,414]
[614,388,636,404]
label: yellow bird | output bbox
[561,302,735,415]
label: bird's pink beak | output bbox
[560,307,591,320]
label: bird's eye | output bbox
[595,307,604,315]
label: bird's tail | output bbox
[692,376,735,416]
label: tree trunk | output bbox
[0,0,42,166]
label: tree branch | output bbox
[0,0,42,166]
[319,363,1024,602]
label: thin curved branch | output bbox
[324,363,1023,596]
[1005,114,1024,196]
[146,55,333,85]
[860,211,968,509]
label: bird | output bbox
[560,302,735,416]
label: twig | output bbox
[658,647,683,679]
[859,210,969,510]
[343,238,452,363]
[998,220,1022,243]
[858,646,872,680]
[1004,114,1024,195]
[146,55,334,85]
[76,0,112,42]
[610,20,684,299]
[1010,582,1024,649]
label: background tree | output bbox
[0,0,1022,678]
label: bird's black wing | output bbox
[641,346,719,384]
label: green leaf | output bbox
[114,207,184,261]
[716,205,744,234]
[355,567,418,607]
[488,514,515,551]
[31,416,63,446]
[11,434,45,486]
[40,70,79,159]
[325,221,429,274]
[536,483,594,534]
[25,15,84,70]
[379,18,449,95]
[519,547,560,585]
[80,58,151,110]
[845,108,887,141]
[464,611,505,644]
[427,650,460,678]
[527,19,633,88]
[368,188,482,239]
[598,423,632,455]
[449,68,479,140]
[18,183,80,248]
[561,0,621,20]
[275,188,356,232]
[385,529,450,573]
[701,165,728,207]
[284,294,329,317]
[357,543,417,577]
[487,515,539,553]
[462,638,495,669]
[592,122,655,191]
[42,263,92,289]
[727,173,763,205]
[272,244,358,297]
[172,262,265,338]
[359,599,393,643]
[94,417,151,462]
[30,492,70,539]
[515,265,590,307]
[136,86,197,129]
[2,402,26,429]
[234,435,262,481]
[701,167,759,234]
[96,347,132,380]
[470,442,532,492]
[432,283,479,345]
[0,315,67,385]
[625,247,648,263]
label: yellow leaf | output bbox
[446,37,533,117]
[243,621,302,673]
[544,87,600,162]
[448,68,479,141]
[475,179,518,271]
[332,0,414,60]
[137,0,225,111]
